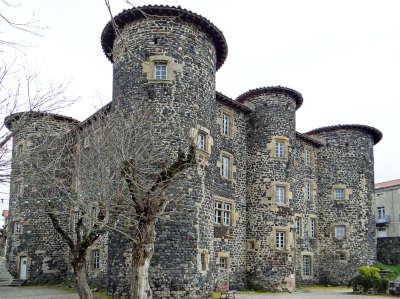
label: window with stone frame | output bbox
[335,225,346,239]
[14,222,22,234]
[154,62,168,80]
[222,113,231,136]
[275,185,286,206]
[221,153,232,180]
[306,181,312,201]
[92,250,100,270]
[310,218,316,238]
[295,217,302,237]
[334,188,345,201]
[214,201,232,226]
[200,252,207,271]
[303,255,312,276]
[304,149,311,166]
[219,256,228,270]
[276,231,285,249]
[197,131,207,151]
[338,251,347,261]
[275,141,285,158]
[15,182,23,196]
[16,143,24,156]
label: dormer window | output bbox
[155,63,167,80]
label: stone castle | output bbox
[4,5,381,298]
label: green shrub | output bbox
[350,266,387,293]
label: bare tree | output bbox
[33,106,195,299]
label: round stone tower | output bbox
[101,5,228,297]
[4,111,79,282]
[236,87,303,291]
[306,125,382,284]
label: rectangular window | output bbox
[14,222,22,234]
[275,141,285,158]
[200,252,207,271]
[92,250,100,270]
[335,188,345,200]
[221,155,230,179]
[304,149,310,165]
[306,182,312,200]
[219,257,228,270]
[276,231,285,249]
[214,201,231,226]
[17,144,24,156]
[15,183,21,195]
[377,207,385,220]
[197,132,206,150]
[377,227,387,238]
[222,113,231,136]
[90,207,98,228]
[310,218,316,238]
[296,217,302,237]
[338,252,347,261]
[303,255,312,276]
[335,225,346,239]
[155,63,167,80]
[276,186,286,206]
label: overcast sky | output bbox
[1,0,399,222]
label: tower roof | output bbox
[236,86,303,110]
[5,111,79,130]
[305,124,382,145]
[101,5,228,70]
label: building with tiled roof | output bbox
[4,5,382,298]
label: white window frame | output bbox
[306,182,312,201]
[92,250,100,270]
[335,225,346,239]
[197,132,206,151]
[335,188,345,201]
[310,218,316,238]
[377,207,385,220]
[276,186,286,206]
[276,231,285,249]
[154,63,167,80]
[14,222,22,234]
[221,155,231,179]
[214,201,232,226]
[275,141,285,158]
[222,113,231,136]
[219,256,228,270]
[303,255,312,276]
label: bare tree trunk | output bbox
[131,222,155,299]
[73,260,93,299]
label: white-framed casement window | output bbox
[154,62,167,80]
[275,141,285,158]
[335,225,346,239]
[92,250,100,270]
[276,231,285,249]
[197,131,207,151]
[335,188,345,201]
[221,154,231,179]
[303,255,312,276]
[296,217,302,237]
[377,207,385,220]
[276,185,286,206]
[306,182,312,201]
[219,256,228,270]
[214,201,232,226]
[310,218,316,238]
[14,222,22,234]
[222,113,231,136]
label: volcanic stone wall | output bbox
[107,15,219,298]
[309,129,376,284]
[245,92,297,291]
[6,114,78,283]
[291,136,320,285]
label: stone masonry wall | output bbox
[377,237,400,265]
